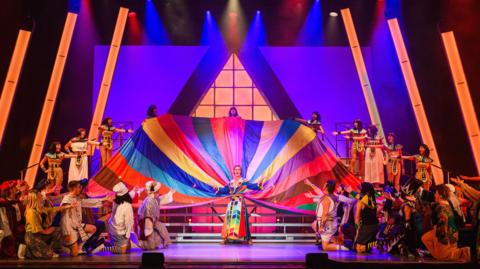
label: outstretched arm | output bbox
[333,130,350,136]
[215,185,230,196]
[401,155,416,161]
[460,175,480,182]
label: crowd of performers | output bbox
[0,106,479,263]
[299,112,479,262]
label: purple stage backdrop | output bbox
[259,46,371,155]
[93,46,209,129]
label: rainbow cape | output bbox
[88,114,360,215]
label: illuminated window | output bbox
[192,54,278,121]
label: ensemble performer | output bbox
[400,179,423,257]
[39,142,75,195]
[98,117,132,168]
[137,181,174,250]
[333,119,368,178]
[102,182,140,254]
[215,165,265,244]
[64,128,97,182]
[401,144,434,190]
[354,182,379,253]
[364,125,385,188]
[146,105,157,120]
[60,181,107,256]
[294,112,325,135]
[228,107,240,118]
[421,185,471,261]
[24,189,75,259]
[0,180,26,258]
[304,179,354,251]
[385,133,404,192]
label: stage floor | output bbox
[0,243,467,268]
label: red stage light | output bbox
[128,11,136,18]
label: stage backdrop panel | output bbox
[259,46,372,156]
[93,45,208,129]
[92,46,208,172]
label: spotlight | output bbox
[329,11,338,17]
[128,11,137,17]
[256,10,261,14]
[206,10,211,14]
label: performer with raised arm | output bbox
[97,117,133,167]
[364,125,386,188]
[39,142,75,195]
[24,189,76,259]
[60,181,108,256]
[385,133,404,192]
[215,165,265,244]
[333,119,368,178]
[401,144,434,190]
[304,179,355,251]
[137,181,175,250]
[294,111,325,135]
[64,128,98,182]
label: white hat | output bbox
[113,182,128,196]
[445,184,456,194]
[145,181,161,193]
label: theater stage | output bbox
[0,243,471,269]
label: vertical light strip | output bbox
[0,30,31,146]
[387,18,444,183]
[441,31,480,174]
[340,8,384,138]
[25,13,78,187]
[88,7,129,144]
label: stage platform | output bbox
[0,243,474,269]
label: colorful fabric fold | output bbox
[88,114,360,214]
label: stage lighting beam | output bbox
[25,13,78,187]
[88,7,129,149]
[340,8,385,138]
[441,31,480,174]
[0,30,31,146]
[387,18,444,183]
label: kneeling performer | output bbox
[137,181,174,249]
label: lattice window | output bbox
[192,54,278,121]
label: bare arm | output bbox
[460,175,480,182]
[333,130,350,135]
[64,140,72,153]
[401,155,416,161]
[39,156,48,172]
